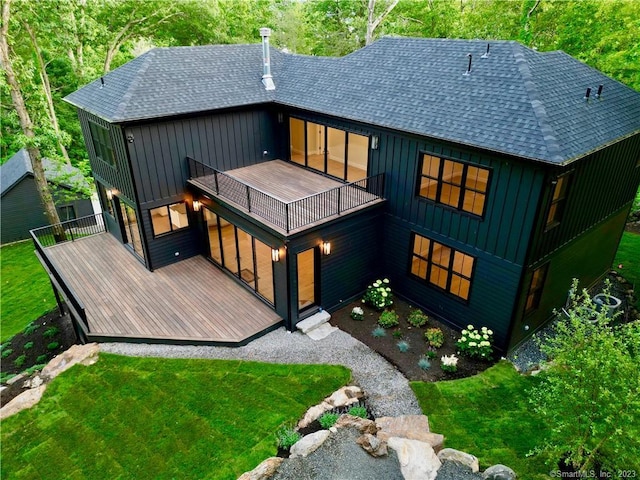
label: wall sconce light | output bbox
[277,112,284,123]
[322,241,331,256]
[106,189,114,200]
[271,248,280,262]
[126,134,134,143]
[193,200,201,212]
[371,136,379,150]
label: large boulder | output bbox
[356,433,388,457]
[0,385,47,420]
[483,464,517,480]
[238,457,283,480]
[376,415,444,452]
[388,437,442,480]
[335,414,378,435]
[290,430,330,459]
[297,386,363,429]
[41,343,100,381]
[438,448,480,473]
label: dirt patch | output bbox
[330,297,496,382]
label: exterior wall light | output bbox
[271,248,280,262]
[106,189,114,200]
[371,135,379,150]
[322,241,331,256]
[192,200,201,212]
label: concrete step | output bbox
[306,323,338,341]
[297,310,331,334]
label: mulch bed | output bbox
[1,307,77,406]
[331,296,496,382]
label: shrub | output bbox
[425,328,444,348]
[407,309,429,328]
[378,310,399,329]
[1,348,13,359]
[371,327,386,338]
[14,354,27,368]
[425,346,437,359]
[350,306,364,321]
[441,354,458,372]
[276,426,301,450]
[24,341,34,350]
[43,327,59,338]
[318,412,340,429]
[36,354,48,364]
[23,322,39,335]
[347,405,368,418]
[396,340,409,352]
[418,357,432,370]
[47,341,60,350]
[24,364,47,375]
[362,279,393,310]
[456,325,494,360]
[392,329,403,339]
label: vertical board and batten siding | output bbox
[1,179,49,244]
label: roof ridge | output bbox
[112,49,158,122]
[511,43,564,162]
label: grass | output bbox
[0,354,350,480]
[411,361,550,478]
[614,231,640,308]
[1,240,56,342]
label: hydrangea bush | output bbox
[350,306,364,321]
[456,324,494,360]
[362,278,393,310]
[441,354,458,372]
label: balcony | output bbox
[187,158,385,235]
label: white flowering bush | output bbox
[362,278,393,310]
[441,354,458,372]
[456,324,494,360]
[350,306,364,321]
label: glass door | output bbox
[119,201,144,260]
[297,248,316,313]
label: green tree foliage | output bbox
[528,280,640,473]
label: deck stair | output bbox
[296,310,337,340]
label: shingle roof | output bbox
[0,149,89,196]
[64,37,640,165]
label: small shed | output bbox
[1,149,95,244]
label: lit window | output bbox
[525,264,548,314]
[410,233,475,301]
[150,202,189,236]
[97,183,114,217]
[545,173,571,229]
[417,154,489,216]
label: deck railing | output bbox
[30,213,106,339]
[187,157,385,232]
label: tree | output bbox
[0,0,62,228]
[528,279,640,473]
[365,0,400,45]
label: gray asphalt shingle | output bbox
[64,37,640,165]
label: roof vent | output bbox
[463,53,472,76]
[260,27,275,91]
[100,77,105,89]
[481,43,490,59]
[595,84,604,99]
[584,87,591,101]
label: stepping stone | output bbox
[296,310,331,333]
[306,323,338,340]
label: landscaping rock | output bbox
[23,375,44,389]
[436,460,485,480]
[306,323,338,341]
[325,385,363,407]
[238,457,284,480]
[376,415,444,451]
[335,414,378,435]
[41,343,100,381]
[483,464,517,480]
[387,436,442,480]
[290,430,330,459]
[356,433,388,457]
[437,448,480,473]
[0,385,47,420]
[6,373,25,385]
[297,402,332,429]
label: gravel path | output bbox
[101,327,422,418]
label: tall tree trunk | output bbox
[366,0,400,45]
[1,0,63,232]
[24,21,71,165]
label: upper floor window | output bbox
[410,233,475,301]
[89,122,116,168]
[150,202,189,237]
[545,173,571,230]
[417,154,490,217]
[525,263,548,314]
[289,117,368,182]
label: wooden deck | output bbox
[44,233,282,344]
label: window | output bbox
[545,173,571,229]
[97,183,114,217]
[58,205,76,221]
[410,233,475,301]
[89,122,116,167]
[417,154,490,216]
[525,264,548,314]
[149,202,189,236]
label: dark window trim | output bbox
[88,121,116,169]
[524,263,549,316]
[416,152,491,219]
[409,232,476,303]
[544,171,573,232]
[149,202,190,238]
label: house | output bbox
[1,149,96,244]
[48,31,640,351]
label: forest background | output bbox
[1,0,639,188]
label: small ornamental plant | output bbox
[276,425,301,450]
[362,279,393,310]
[348,405,368,419]
[371,326,386,338]
[424,327,445,348]
[318,412,340,429]
[350,306,364,321]
[407,309,429,328]
[378,310,399,329]
[456,324,494,360]
[441,354,459,373]
[418,357,432,370]
[425,346,437,359]
[396,340,410,352]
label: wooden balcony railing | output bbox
[187,157,385,233]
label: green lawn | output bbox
[0,354,350,480]
[0,240,56,342]
[411,362,550,479]
[614,231,640,308]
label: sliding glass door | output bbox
[297,248,316,313]
[118,200,145,260]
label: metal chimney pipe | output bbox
[260,27,275,91]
